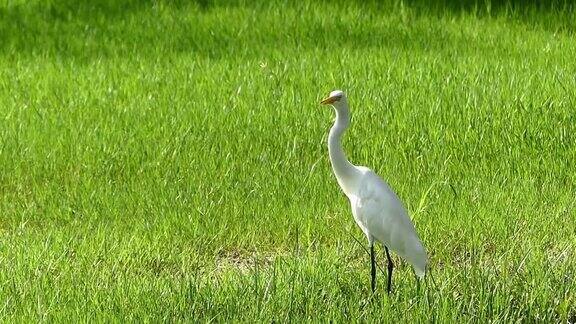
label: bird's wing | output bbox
[354,170,427,276]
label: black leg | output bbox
[370,245,376,293]
[385,246,394,294]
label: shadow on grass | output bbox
[400,0,575,31]
[0,0,573,60]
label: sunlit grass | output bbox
[0,0,575,321]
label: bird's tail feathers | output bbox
[414,266,426,279]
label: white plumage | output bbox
[320,90,427,293]
[351,167,427,277]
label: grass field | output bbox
[1,0,576,321]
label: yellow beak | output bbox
[320,96,337,105]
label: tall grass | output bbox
[0,0,575,321]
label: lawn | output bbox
[0,0,575,321]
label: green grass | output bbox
[1,0,575,321]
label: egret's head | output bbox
[320,90,345,107]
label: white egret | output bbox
[320,90,427,294]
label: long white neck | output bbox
[328,101,359,193]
